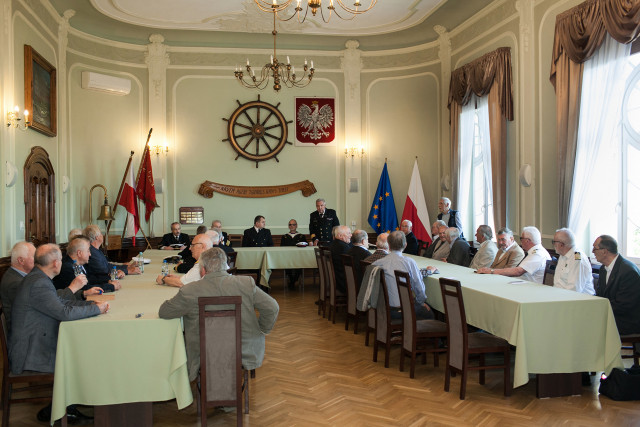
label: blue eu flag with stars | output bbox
[368,162,399,234]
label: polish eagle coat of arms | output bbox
[295,98,335,145]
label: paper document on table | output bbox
[508,280,526,284]
[86,294,116,302]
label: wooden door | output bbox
[24,146,55,245]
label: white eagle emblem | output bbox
[297,101,333,140]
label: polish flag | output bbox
[401,159,432,244]
[119,165,139,239]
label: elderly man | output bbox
[365,233,389,263]
[423,220,447,258]
[490,227,525,269]
[478,226,550,283]
[176,225,208,273]
[309,198,340,246]
[83,224,140,284]
[593,235,640,336]
[210,226,234,255]
[0,241,35,331]
[469,225,498,270]
[430,224,451,261]
[158,233,213,288]
[437,197,464,239]
[159,222,190,250]
[373,231,433,320]
[281,219,307,288]
[159,247,279,382]
[67,228,83,241]
[552,228,594,295]
[53,236,120,294]
[242,215,274,247]
[400,220,419,255]
[443,227,470,267]
[329,225,352,293]
[348,230,371,285]
[211,219,232,248]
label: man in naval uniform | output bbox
[309,198,340,246]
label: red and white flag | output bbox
[401,159,432,244]
[118,165,139,238]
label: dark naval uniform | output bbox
[309,209,340,244]
[242,228,274,247]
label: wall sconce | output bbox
[152,144,169,155]
[6,106,30,130]
[345,145,365,158]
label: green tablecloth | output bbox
[234,246,317,285]
[51,250,193,423]
[410,256,623,388]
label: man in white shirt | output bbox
[157,232,214,287]
[477,226,550,283]
[469,225,498,270]
[552,228,594,294]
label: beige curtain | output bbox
[550,0,640,227]
[447,47,513,229]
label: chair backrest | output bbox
[314,247,326,303]
[542,259,558,286]
[198,296,242,407]
[359,259,375,327]
[341,254,357,315]
[226,251,238,269]
[439,278,467,371]
[0,302,9,379]
[227,266,238,275]
[395,271,416,352]
[375,273,392,343]
[322,250,337,305]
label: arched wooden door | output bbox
[24,146,56,245]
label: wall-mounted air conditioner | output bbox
[81,71,131,96]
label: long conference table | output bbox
[51,250,193,424]
[234,246,317,285]
[409,256,623,389]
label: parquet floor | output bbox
[3,275,640,426]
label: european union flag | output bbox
[368,162,399,234]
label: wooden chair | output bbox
[314,247,327,317]
[439,278,512,400]
[373,273,403,368]
[542,259,558,286]
[620,334,640,365]
[227,266,238,275]
[322,250,347,323]
[226,252,238,269]
[395,271,447,378]
[341,254,365,334]
[360,260,375,346]
[196,296,248,427]
[0,302,58,427]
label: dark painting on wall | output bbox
[24,45,57,137]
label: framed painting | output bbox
[24,45,57,137]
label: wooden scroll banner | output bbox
[198,180,317,199]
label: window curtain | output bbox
[550,0,640,227]
[448,47,513,230]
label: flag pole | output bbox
[107,151,135,237]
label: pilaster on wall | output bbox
[342,40,363,230]
[515,0,535,228]
[57,9,75,241]
[435,25,450,200]
[145,34,169,236]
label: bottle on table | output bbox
[110,266,118,281]
[72,259,83,277]
[138,251,145,273]
[161,260,169,277]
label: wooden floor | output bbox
[4,275,640,426]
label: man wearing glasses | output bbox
[157,233,213,287]
[593,235,640,336]
[477,226,550,283]
[280,219,307,288]
[552,228,594,294]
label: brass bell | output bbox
[97,196,115,221]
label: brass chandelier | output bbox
[254,0,378,22]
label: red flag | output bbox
[119,165,139,238]
[401,159,432,244]
[136,148,157,222]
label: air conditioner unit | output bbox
[81,71,131,96]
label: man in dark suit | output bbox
[400,220,419,255]
[281,219,307,288]
[211,219,233,249]
[309,198,340,246]
[0,241,35,331]
[329,226,352,293]
[347,229,371,285]
[176,225,207,273]
[437,197,464,239]
[593,235,640,336]
[160,222,191,250]
[443,227,471,267]
[242,215,274,247]
[83,224,140,284]
[423,220,447,258]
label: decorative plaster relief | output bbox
[450,1,517,52]
[145,34,170,98]
[67,35,147,64]
[515,0,533,54]
[362,49,439,70]
[21,0,58,36]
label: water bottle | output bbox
[110,266,118,281]
[161,260,169,277]
[138,251,145,273]
[72,259,83,277]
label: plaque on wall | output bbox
[198,180,317,199]
[179,207,204,225]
